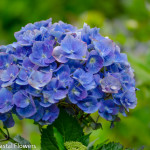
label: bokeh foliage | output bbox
[0,0,150,149]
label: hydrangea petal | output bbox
[0,88,13,113]
[61,35,88,60]
[101,74,121,93]
[28,70,52,90]
[86,55,103,73]
[13,90,30,108]
[77,96,100,113]
[52,46,68,63]
[16,101,37,118]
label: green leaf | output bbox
[98,142,124,150]
[94,140,109,150]
[53,127,65,150]
[77,133,90,146]
[53,108,83,142]
[41,125,59,150]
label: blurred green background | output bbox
[0,0,150,149]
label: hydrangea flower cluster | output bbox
[0,18,137,128]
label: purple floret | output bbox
[28,70,52,90]
[99,99,119,121]
[0,52,14,69]
[29,41,54,66]
[60,34,88,60]
[42,78,68,104]
[101,73,121,93]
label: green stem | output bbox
[0,128,7,139]
[0,128,27,150]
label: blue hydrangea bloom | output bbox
[0,18,137,127]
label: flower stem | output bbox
[0,128,27,150]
